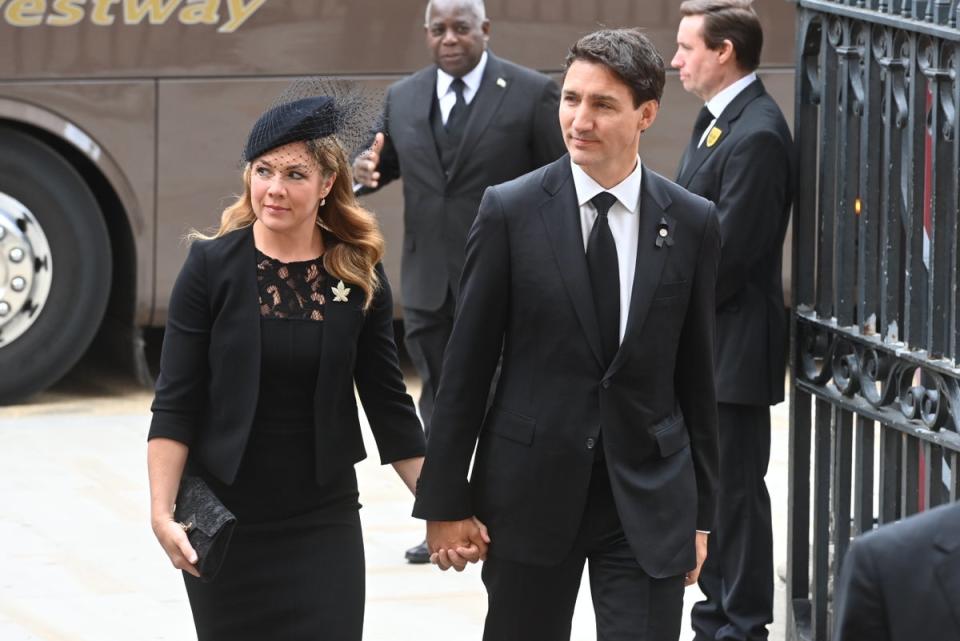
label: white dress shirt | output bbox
[436,50,488,125]
[697,72,758,147]
[570,157,643,344]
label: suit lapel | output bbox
[235,227,262,391]
[607,169,673,376]
[411,67,447,189]
[677,79,766,187]
[447,54,510,184]
[933,506,960,630]
[315,267,365,399]
[539,159,605,369]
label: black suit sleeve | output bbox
[675,204,722,531]
[354,265,425,464]
[412,186,511,520]
[530,77,566,168]
[832,537,892,641]
[713,130,791,305]
[149,242,211,446]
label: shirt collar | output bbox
[705,72,757,119]
[436,50,488,99]
[570,156,644,214]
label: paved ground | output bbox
[0,367,789,641]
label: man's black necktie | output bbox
[445,78,467,141]
[679,105,714,176]
[587,192,620,366]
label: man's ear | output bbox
[638,99,659,133]
[717,39,736,66]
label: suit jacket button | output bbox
[586,437,596,449]
[602,380,611,389]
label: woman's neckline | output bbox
[255,247,324,265]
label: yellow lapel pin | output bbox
[706,127,722,148]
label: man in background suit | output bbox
[353,0,564,563]
[671,1,793,639]
[414,29,721,640]
[833,501,960,641]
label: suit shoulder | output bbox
[485,161,555,206]
[499,159,556,193]
[857,502,960,554]
[189,226,249,264]
[652,170,714,213]
[740,94,791,137]
[388,65,434,95]
[841,509,943,584]
[497,56,555,87]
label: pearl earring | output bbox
[320,197,326,207]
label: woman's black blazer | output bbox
[148,226,424,484]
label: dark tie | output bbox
[587,192,620,366]
[445,78,467,141]
[679,105,714,176]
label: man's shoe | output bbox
[405,540,431,564]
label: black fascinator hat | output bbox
[242,78,383,164]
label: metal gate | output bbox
[788,1,960,639]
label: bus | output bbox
[0,0,796,403]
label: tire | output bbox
[0,127,112,404]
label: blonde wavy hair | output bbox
[189,137,384,310]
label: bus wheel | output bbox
[0,127,112,404]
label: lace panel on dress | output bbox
[256,249,326,320]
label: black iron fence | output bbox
[789,1,960,639]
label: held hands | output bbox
[685,531,709,587]
[352,132,384,188]
[426,516,491,572]
[152,515,201,578]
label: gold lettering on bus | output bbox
[92,0,119,25]
[4,0,45,26]
[0,0,266,32]
[218,0,265,33]
[123,0,179,25]
[178,0,218,26]
[47,0,84,26]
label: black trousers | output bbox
[481,462,685,641]
[402,292,456,436]
[691,403,773,641]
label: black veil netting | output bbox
[242,77,384,165]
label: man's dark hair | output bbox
[564,29,665,107]
[679,0,763,72]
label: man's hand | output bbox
[685,531,709,586]
[426,516,491,572]
[352,132,384,188]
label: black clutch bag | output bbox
[174,475,237,583]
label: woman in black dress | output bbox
[147,85,425,640]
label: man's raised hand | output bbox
[352,132,384,188]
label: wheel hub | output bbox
[0,192,53,346]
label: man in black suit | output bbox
[833,501,960,641]
[353,0,564,562]
[413,28,721,640]
[670,2,793,639]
